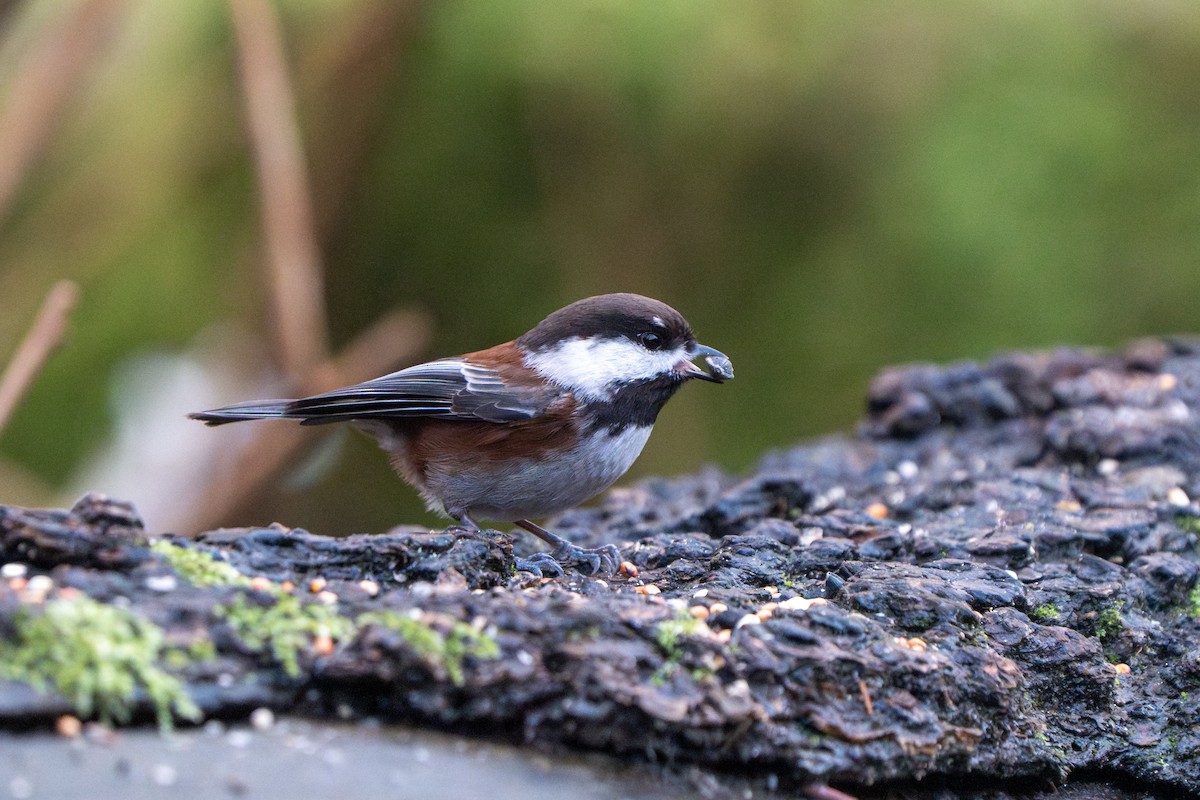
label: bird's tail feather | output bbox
[188,399,295,426]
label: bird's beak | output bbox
[676,343,734,383]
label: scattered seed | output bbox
[145,574,178,593]
[279,580,296,593]
[315,590,339,605]
[756,601,780,621]
[763,586,780,598]
[865,502,889,520]
[1167,487,1190,508]
[249,707,275,731]
[1056,499,1082,513]
[635,584,661,596]
[689,605,710,620]
[358,579,380,597]
[26,575,53,595]
[618,561,639,578]
[250,576,273,592]
[692,588,709,598]
[716,629,732,643]
[1,563,27,579]
[735,614,761,629]
[1111,663,1131,675]
[55,715,82,738]
[709,602,728,615]
[799,527,824,546]
[1097,458,1119,477]
[1159,373,1178,391]
[313,633,335,656]
[779,596,828,611]
[8,576,27,592]
[309,577,328,593]
[20,578,51,604]
[894,636,928,652]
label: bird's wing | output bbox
[285,358,558,425]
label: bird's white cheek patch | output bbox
[525,338,684,402]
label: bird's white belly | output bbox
[432,425,654,521]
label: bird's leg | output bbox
[514,519,622,577]
[444,511,482,536]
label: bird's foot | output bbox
[512,552,566,578]
[514,543,620,578]
[548,541,623,577]
[511,519,623,577]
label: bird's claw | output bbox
[549,541,622,577]
[513,552,567,578]
[513,543,621,578]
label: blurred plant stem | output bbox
[0,0,126,223]
[230,0,328,386]
[0,280,78,437]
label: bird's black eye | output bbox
[638,330,665,351]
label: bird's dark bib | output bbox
[584,376,683,434]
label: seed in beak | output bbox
[679,344,733,383]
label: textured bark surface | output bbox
[3,338,1200,798]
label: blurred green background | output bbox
[1,0,1198,535]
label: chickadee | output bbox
[190,293,733,576]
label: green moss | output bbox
[0,596,200,730]
[654,613,710,657]
[1031,603,1061,622]
[565,624,601,642]
[214,591,499,686]
[1189,587,1200,620]
[1094,604,1125,641]
[1176,514,1200,535]
[216,593,354,678]
[151,540,251,589]
[358,610,499,686]
[649,611,713,685]
[162,638,217,671]
[649,662,674,686]
[188,637,218,662]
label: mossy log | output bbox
[2,338,1200,797]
